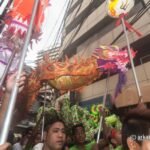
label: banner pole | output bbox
[121,17,142,101]
[0,0,40,144]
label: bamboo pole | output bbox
[96,72,110,143]
[41,83,47,141]
[121,17,142,101]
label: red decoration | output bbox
[116,13,142,37]
[6,0,50,33]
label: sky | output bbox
[25,0,69,67]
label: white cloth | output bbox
[12,143,23,150]
[32,143,44,150]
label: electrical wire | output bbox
[38,0,150,60]
[36,0,71,61]
[59,0,99,57]
[42,0,70,50]
[50,0,85,59]
[60,0,150,53]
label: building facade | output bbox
[60,0,150,108]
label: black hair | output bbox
[7,130,14,144]
[44,113,65,132]
[122,104,150,150]
[72,123,85,135]
[98,139,109,149]
[23,127,32,135]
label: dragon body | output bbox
[23,46,135,111]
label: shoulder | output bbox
[13,143,21,147]
[86,141,95,145]
[12,143,22,150]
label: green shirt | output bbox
[70,141,95,150]
[109,145,124,150]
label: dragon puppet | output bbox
[21,45,136,111]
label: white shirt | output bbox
[32,143,44,150]
[12,142,23,150]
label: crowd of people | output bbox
[0,72,150,150]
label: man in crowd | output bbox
[41,115,66,150]
[70,123,95,150]
[32,113,66,150]
[122,104,150,150]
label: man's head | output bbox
[44,116,66,150]
[122,104,150,150]
[72,123,86,145]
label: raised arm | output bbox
[0,142,11,150]
[0,72,26,128]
